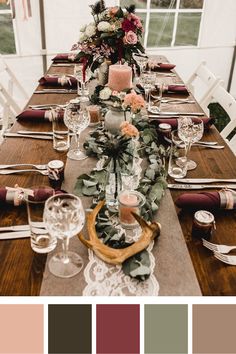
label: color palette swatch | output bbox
[145,304,188,354]
[193,304,236,354]
[48,304,91,354]
[0,304,43,354]
[96,304,140,354]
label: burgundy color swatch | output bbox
[96,304,140,354]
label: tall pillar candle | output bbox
[108,65,132,92]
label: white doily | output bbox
[83,241,159,296]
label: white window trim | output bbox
[0,6,18,55]
[119,0,204,49]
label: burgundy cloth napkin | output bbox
[52,54,79,63]
[165,85,188,94]
[149,63,176,71]
[175,192,220,210]
[152,117,215,131]
[16,109,64,121]
[0,187,64,206]
[39,76,77,87]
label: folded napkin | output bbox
[0,186,64,206]
[39,75,77,87]
[165,85,188,94]
[152,117,215,131]
[148,62,176,71]
[16,109,64,121]
[175,189,236,211]
[52,53,79,63]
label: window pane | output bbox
[139,13,146,45]
[0,14,16,54]
[175,13,201,46]
[0,3,10,10]
[148,13,175,47]
[179,0,203,9]
[120,0,147,9]
[151,0,177,9]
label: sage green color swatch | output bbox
[145,304,188,354]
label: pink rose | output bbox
[123,31,138,45]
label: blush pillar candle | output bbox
[118,190,145,229]
[108,64,132,92]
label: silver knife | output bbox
[17,130,74,137]
[168,184,236,190]
[52,63,75,67]
[150,111,205,116]
[4,133,53,140]
[0,230,31,240]
[175,178,236,183]
[34,89,77,94]
[0,225,30,232]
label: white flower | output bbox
[80,24,87,32]
[85,24,96,38]
[97,21,111,32]
[79,32,88,42]
[99,87,112,100]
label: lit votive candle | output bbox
[118,190,145,229]
[108,65,132,92]
[87,105,101,126]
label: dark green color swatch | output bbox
[145,304,188,354]
[48,304,91,354]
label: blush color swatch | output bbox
[0,304,43,354]
[48,304,92,354]
[193,304,236,354]
[145,304,188,354]
[96,304,140,354]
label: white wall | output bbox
[1,0,236,100]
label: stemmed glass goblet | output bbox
[74,64,89,98]
[133,54,149,75]
[178,117,204,170]
[64,101,90,160]
[43,194,85,278]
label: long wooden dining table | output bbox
[0,55,236,296]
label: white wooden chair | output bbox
[186,61,221,116]
[201,80,236,154]
[0,55,29,131]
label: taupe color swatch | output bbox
[193,304,236,354]
[145,304,188,354]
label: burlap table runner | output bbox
[40,131,201,296]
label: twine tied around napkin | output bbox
[5,185,34,206]
[44,108,60,122]
[58,75,72,87]
[219,189,236,210]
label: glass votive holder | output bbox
[118,190,145,229]
[87,105,101,127]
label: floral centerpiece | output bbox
[73,0,145,72]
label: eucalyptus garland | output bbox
[74,116,169,281]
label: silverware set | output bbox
[149,111,205,117]
[0,164,48,175]
[35,89,77,94]
[202,239,236,265]
[164,137,224,149]
[29,104,68,109]
[168,183,236,190]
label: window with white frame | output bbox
[120,0,204,48]
[0,2,16,54]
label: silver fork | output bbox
[214,252,236,265]
[202,239,236,254]
[0,169,48,175]
[0,163,47,170]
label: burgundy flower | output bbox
[121,19,136,32]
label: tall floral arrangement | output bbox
[73,0,145,72]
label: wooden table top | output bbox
[0,56,236,296]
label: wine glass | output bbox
[64,101,90,160]
[133,54,149,74]
[139,72,156,108]
[74,64,89,98]
[178,117,204,170]
[43,194,85,278]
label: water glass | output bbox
[25,186,57,254]
[43,194,85,278]
[118,190,145,229]
[168,130,188,179]
[52,112,70,151]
